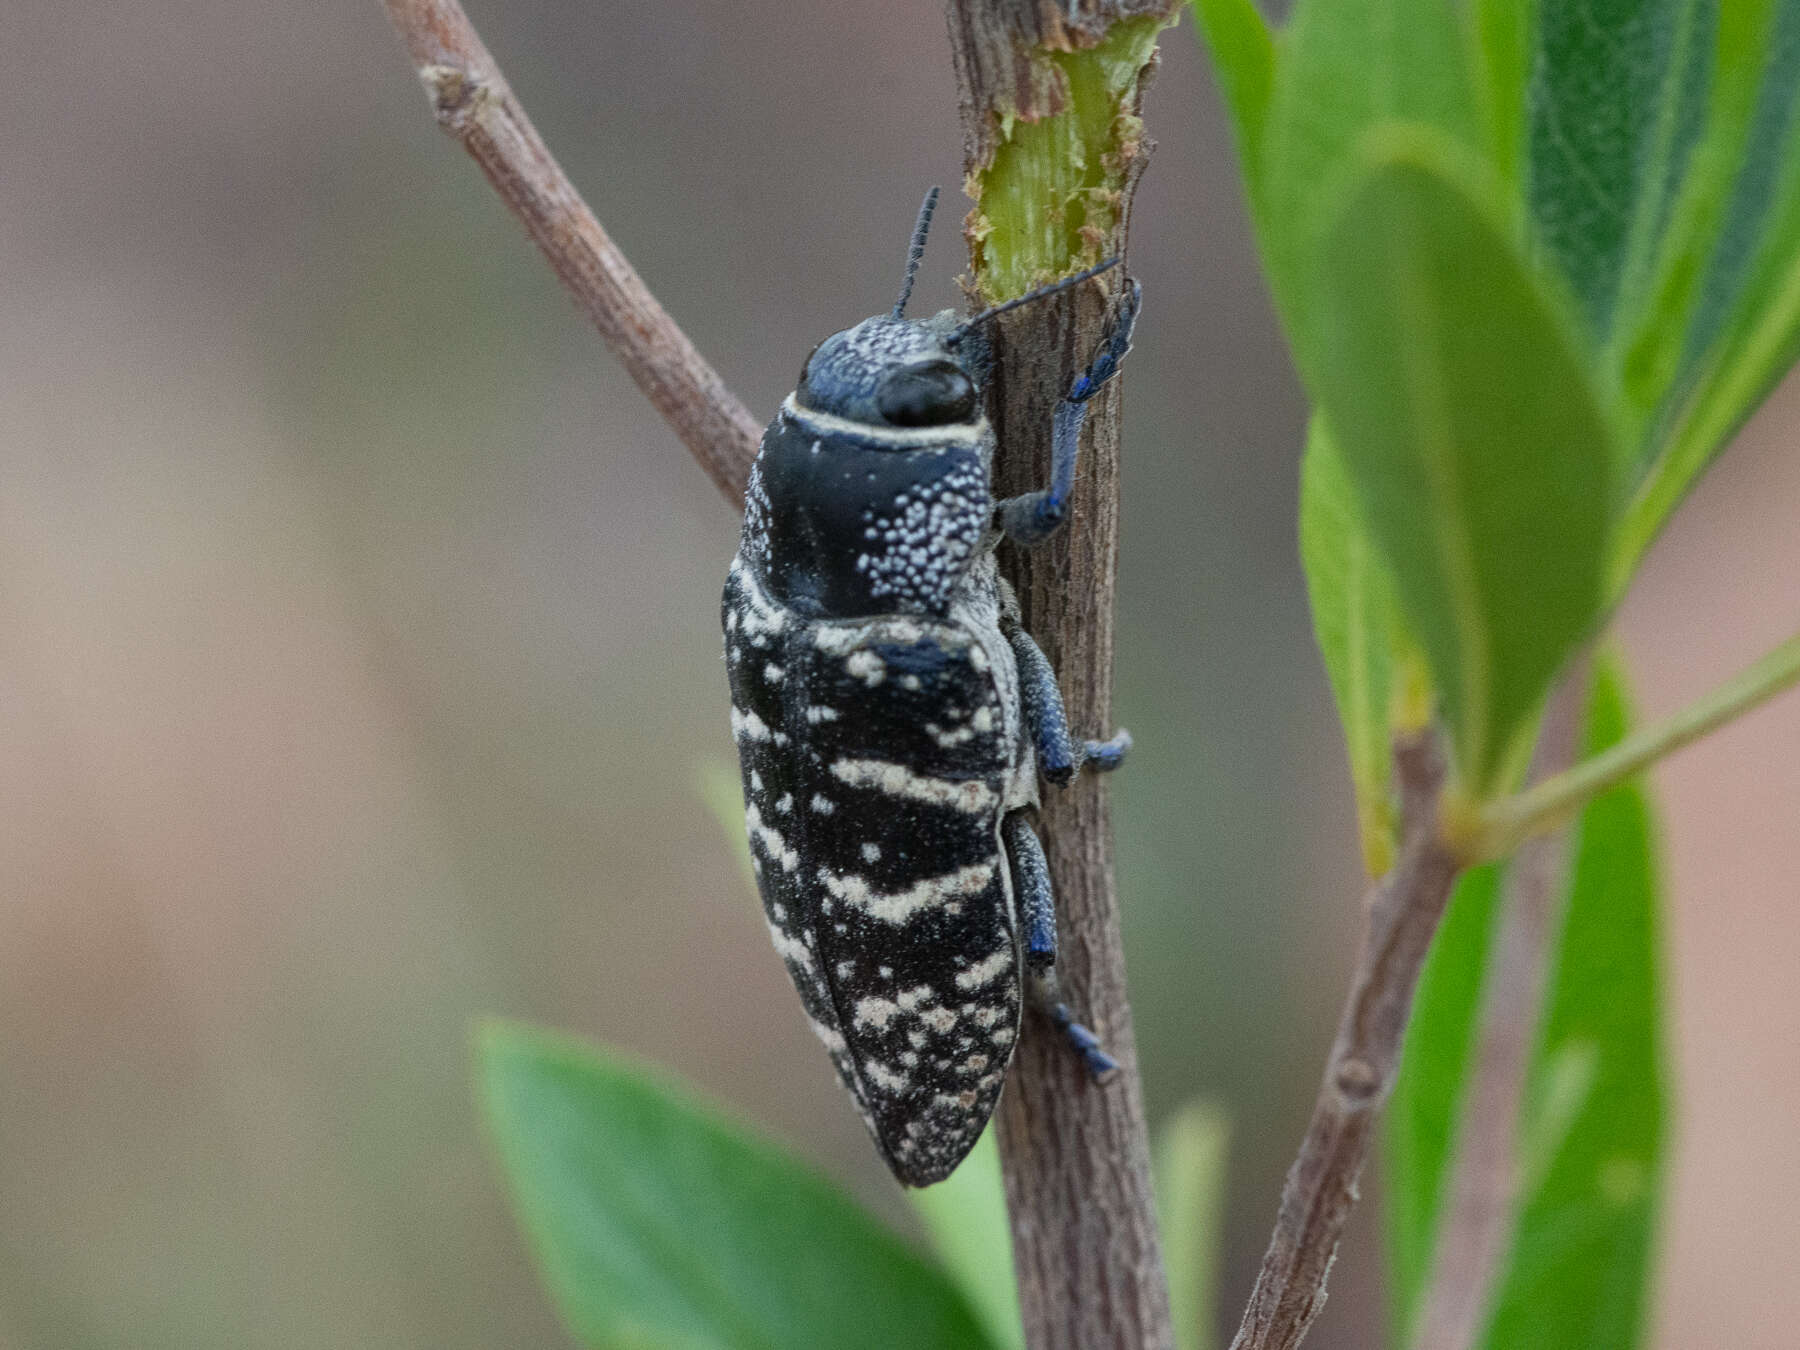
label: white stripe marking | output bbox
[820,862,996,924]
[829,758,997,814]
[781,393,989,447]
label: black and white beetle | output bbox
[722,188,1140,1186]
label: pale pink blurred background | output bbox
[0,3,1793,1347]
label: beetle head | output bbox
[791,187,1117,433]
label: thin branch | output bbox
[1230,730,1462,1350]
[946,4,1179,1349]
[1409,669,1586,1350]
[1476,630,1800,858]
[380,0,761,505]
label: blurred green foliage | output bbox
[1193,0,1799,1344]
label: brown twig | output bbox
[1409,673,1586,1350]
[1229,730,1462,1350]
[946,4,1178,1349]
[380,0,761,505]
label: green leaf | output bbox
[908,1129,1022,1350]
[1527,0,1716,339]
[479,1022,995,1350]
[1189,0,1278,212]
[1259,0,1478,366]
[1479,656,1667,1350]
[1154,1103,1232,1350]
[1612,0,1800,588]
[1298,416,1405,873]
[1310,132,1619,794]
[1383,863,1506,1343]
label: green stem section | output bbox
[1474,630,1800,858]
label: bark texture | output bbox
[946,5,1180,1348]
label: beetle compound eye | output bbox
[875,362,977,427]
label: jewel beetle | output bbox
[722,187,1140,1186]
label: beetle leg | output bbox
[1004,811,1057,975]
[1036,984,1119,1081]
[1007,625,1132,786]
[1002,811,1118,1081]
[996,278,1142,548]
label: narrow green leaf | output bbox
[908,1129,1022,1350]
[1528,0,1716,338]
[1298,416,1402,874]
[1154,1103,1232,1350]
[1311,132,1619,794]
[479,1022,995,1350]
[1259,0,1477,365]
[1189,0,1278,212]
[1669,0,1800,388]
[1612,0,1800,587]
[1383,863,1506,1343]
[1479,656,1667,1350]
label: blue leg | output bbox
[997,279,1142,548]
[1004,812,1057,975]
[1002,812,1118,1081]
[1008,626,1133,787]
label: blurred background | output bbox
[0,3,1795,1347]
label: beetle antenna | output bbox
[945,256,1121,344]
[892,187,940,319]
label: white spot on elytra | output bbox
[921,1007,959,1034]
[744,804,800,872]
[763,662,784,683]
[767,922,813,971]
[846,650,886,686]
[853,997,903,1030]
[829,759,997,814]
[926,721,977,748]
[805,705,840,723]
[809,793,836,815]
[861,842,881,863]
[775,793,793,814]
[955,949,1013,990]
[730,706,773,743]
[864,1060,909,1092]
[819,861,996,924]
